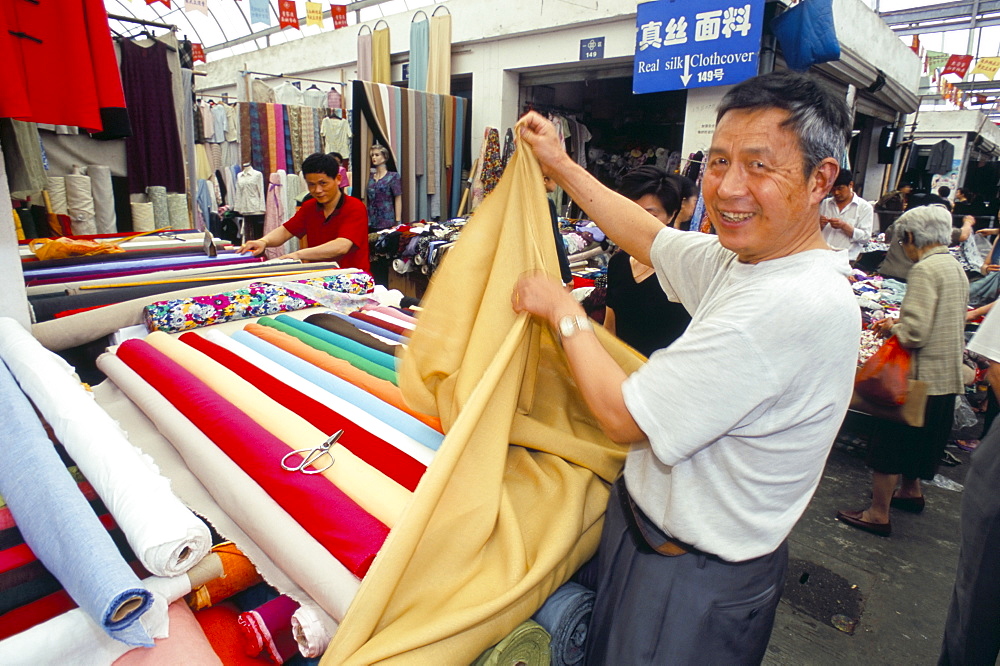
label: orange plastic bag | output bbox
[28,237,125,261]
[855,336,911,406]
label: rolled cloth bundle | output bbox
[471,620,552,666]
[46,176,69,215]
[166,193,189,229]
[142,272,374,334]
[291,601,339,658]
[0,318,212,578]
[65,173,98,235]
[531,582,594,665]
[131,202,155,232]
[186,543,263,611]
[87,165,117,234]
[146,186,170,229]
[0,359,154,646]
[238,595,300,664]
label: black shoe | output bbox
[890,495,925,514]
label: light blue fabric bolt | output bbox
[0,360,154,646]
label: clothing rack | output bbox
[239,70,346,87]
[107,14,178,32]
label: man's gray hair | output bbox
[895,204,953,247]
[717,71,852,176]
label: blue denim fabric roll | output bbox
[532,581,595,666]
[273,314,398,372]
[0,360,154,646]
[231,330,442,451]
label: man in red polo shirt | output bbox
[237,153,370,271]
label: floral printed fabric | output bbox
[143,273,374,334]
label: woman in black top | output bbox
[604,167,696,356]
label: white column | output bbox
[0,150,30,329]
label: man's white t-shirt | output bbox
[819,193,874,261]
[621,228,860,562]
[968,306,1000,363]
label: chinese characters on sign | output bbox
[580,37,605,61]
[279,0,300,30]
[633,0,763,94]
[192,43,206,63]
[331,4,348,29]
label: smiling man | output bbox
[515,71,859,664]
[238,152,369,270]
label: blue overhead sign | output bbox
[633,0,765,94]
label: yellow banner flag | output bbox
[972,56,1000,80]
[306,1,324,27]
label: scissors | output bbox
[281,429,343,474]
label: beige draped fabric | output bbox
[427,13,452,95]
[322,140,644,663]
[372,27,391,85]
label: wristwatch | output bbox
[557,314,594,341]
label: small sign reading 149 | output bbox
[580,37,605,61]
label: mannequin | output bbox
[366,144,402,231]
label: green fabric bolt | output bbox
[273,314,397,373]
[255,317,399,386]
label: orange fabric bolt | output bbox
[186,543,263,611]
[243,323,443,433]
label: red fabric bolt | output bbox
[349,310,409,337]
[115,339,388,577]
[0,590,77,641]
[193,602,269,665]
[178,332,425,492]
[237,595,299,663]
[370,306,418,327]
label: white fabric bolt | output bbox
[0,318,211,578]
[87,165,117,234]
[47,176,68,215]
[292,602,340,658]
[65,174,97,235]
[131,202,156,232]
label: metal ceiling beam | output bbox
[879,0,1000,35]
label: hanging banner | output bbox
[306,2,324,27]
[910,35,920,55]
[972,56,1000,80]
[633,0,765,94]
[146,0,170,7]
[249,0,271,26]
[279,0,300,30]
[941,54,973,79]
[192,43,206,63]
[185,0,208,14]
[925,50,948,77]
[331,4,348,29]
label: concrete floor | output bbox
[764,413,975,666]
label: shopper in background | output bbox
[878,206,974,282]
[939,306,1000,665]
[819,168,874,262]
[237,152,369,269]
[605,167,693,356]
[515,70,857,664]
[838,205,968,537]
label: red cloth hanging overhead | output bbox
[0,0,129,136]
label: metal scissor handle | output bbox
[281,429,343,474]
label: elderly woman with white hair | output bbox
[838,205,968,536]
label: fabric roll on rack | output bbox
[146,187,170,229]
[0,360,154,647]
[166,193,189,229]
[142,331,410,528]
[291,601,339,659]
[237,595,300,664]
[351,309,410,337]
[0,319,212,579]
[237,325,443,444]
[87,165,118,234]
[181,332,426,491]
[96,352,362,621]
[531,582,594,666]
[272,314,398,372]
[66,173,98,235]
[256,316,399,385]
[471,620,552,666]
[0,574,192,666]
[47,176,69,215]
[114,339,390,578]
[131,202,155,232]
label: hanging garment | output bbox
[235,168,265,215]
[120,40,186,194]
[372,27,391,85]
[409,17,430,92]
[0,0,128,135]
[427,12,452,95]
[367,171,403,230]
[927,140,955,175]
[274,82,304,107]
[322,134,643,664]
[263,172,287,259]
[0,119,46,195]
[303,87,327,109]
[358,31,373,82]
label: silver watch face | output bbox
[559,316,578,338]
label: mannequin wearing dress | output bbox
[366,145,402,231]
